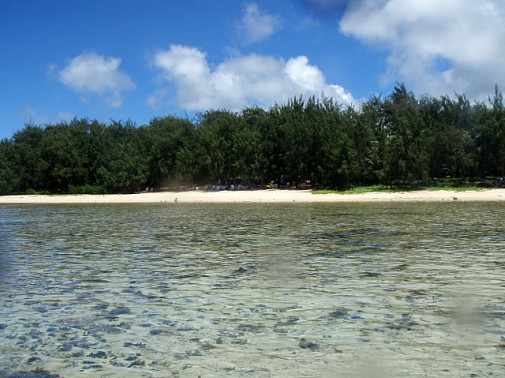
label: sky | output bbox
[1,0,505,140]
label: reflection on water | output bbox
[0,202,504,377]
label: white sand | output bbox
[1,189,505,204]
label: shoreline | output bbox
[1,188,505,204]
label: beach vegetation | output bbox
[0,85,504,195]
[68,185,106,195]
[312,181,488,195]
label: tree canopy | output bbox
[1,85,504,194]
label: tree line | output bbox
[1,83,504,194]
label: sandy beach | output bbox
[1,188,505,204]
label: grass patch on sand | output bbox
[313,185,394,195]
[313,182,494,195]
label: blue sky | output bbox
[1,0,505,140]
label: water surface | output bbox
[1,202,504,377]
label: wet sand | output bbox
[1,188,505,203]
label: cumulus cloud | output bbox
[339,0,505,99]
[149,44,354,111]
[57,52,134,108]
[237,3,280,44]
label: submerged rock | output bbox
[273,327,288,334]
[327,308,349,319]
[3,370,60,378]
[299,339,319,350]
[276,316,299,325]
[58,343,73,352]
[227,265,257,278]
[128,359,146,367]
[88,351,107,358]
[121,288,143,296]
[359,271,381,278]
[320,308,350,320]
[386,320,418,330]
[92,324,123,334]
[238,324,266,333]
[149,328,172,336]
[231,338,248,345]
[92,304,109,311]
[105,306,131,316]
[124,342,147,348]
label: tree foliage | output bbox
[1,85,504,194]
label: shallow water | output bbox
[0,202,504,377]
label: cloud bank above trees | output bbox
[148,45,354,111]
[52,1,505,114]
[339,0,505,99]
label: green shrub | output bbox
[68,185,106,195]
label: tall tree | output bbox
[475,86,505,177]
[146,116,196,187]
[0,139,20,194]
[382,83,430,186]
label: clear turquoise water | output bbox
[0,202,504,377]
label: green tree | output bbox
[474,86,505,177]
[145,116,196,188]
[0,139,21,194]
[40,122,90,192]
[382,84,430,186]
[423,95,477,180]
[11,125,47,192]
[358,95,388,184]
[197,110,255,186]
[96,120,148,192]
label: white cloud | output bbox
[339,0,505,99]
[238,3,280,44]
[151,45,213,109]
[150,45,354,111]
[285,56,326,92]
[57,52,135,108]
